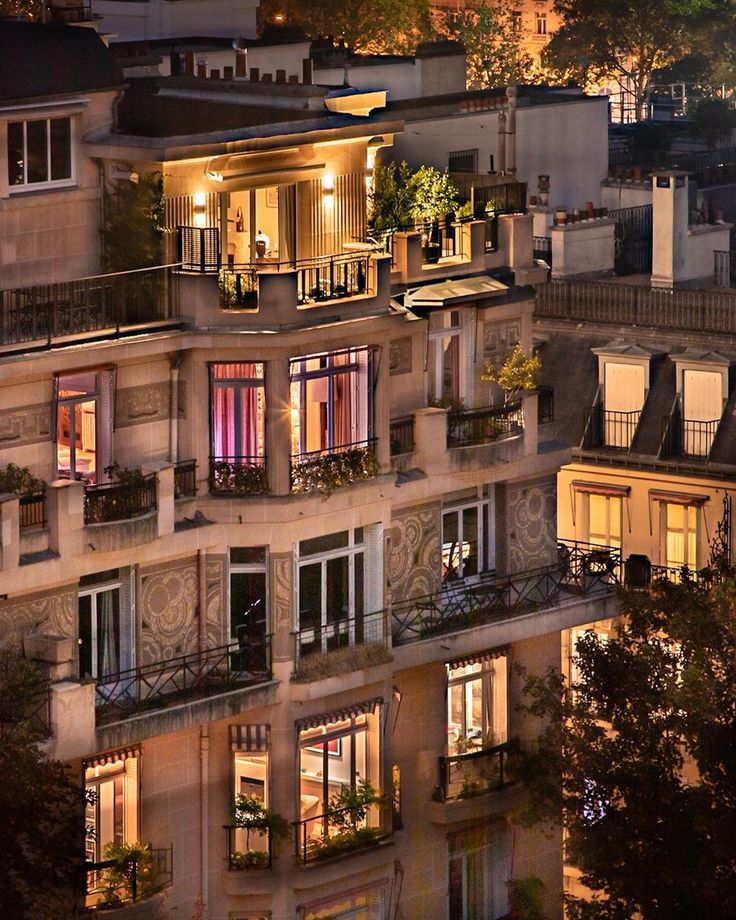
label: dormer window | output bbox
[681,368,723,457]
[602,361,646,448]
[7,116,73,190]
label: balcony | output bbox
[294,800,390,864]
[446,402,523,448]
[19,491,46,530]
[173,459,197,499]
[661,412,719,460]
[208,456,268,496]
[0,682,51,739]
[391,540,621,646]
[582,404,641,451]
[86,844,173,915]
[84,475,157,525]
[0,265,180,355]
[437,738,519,801]
[224,824,272,871]
[389,416,415,457]
[94,638,271,726]
[290,440,378,494]
[292,610,389,681]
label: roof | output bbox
[405,275,508,309]
[0,20,123,104]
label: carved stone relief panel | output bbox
[0,586,76,650]
[483,321,521,358]
[138,558,199,665]
[206,556,226,648]
[270,552,292,661]
[115,382,170,429]
[507,476,557,573]
[386,502,442,604]
[0,403,52,447]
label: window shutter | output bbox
[491,657,508,743]
[364,523,385,642]
[491,825,511,918]
[461,309,476,404]
[124,755,139,841]
[97,367,115,479]
[119,566,135,671]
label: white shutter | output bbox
[683,370,721,420]
[604,362,645,412]
[124,756,139,843]
[97,367,115,480]
[364,523,385,642]
[491,657,508,743]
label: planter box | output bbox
[23,633,73,663]
[89,888,169,920]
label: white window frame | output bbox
[535,11,547,34]
[442,495,494,583]
[428,309,463,404]
[586,493,623,550]
[7,115,75,193]
[447,657,508,752]
[78,578,122,681]
[661,501,699,571]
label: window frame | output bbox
[78,577,123,681]
[54,367,114,484]
[7,115,75,192]
[209,362,266,462]
[586,492,623,550]
[662,501,699,570]
[441,495,493,583]
[427,309,463,405]
[446,657,508,753]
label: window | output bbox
[682,368,722,457]
[296,526,383,657]
[664,503,698,571]
[85,752,139,870]
[78,569,133,681]
[211,363,265,462]
[448,149,479,174]
[55,368,114,483]
[7,116,73,189]
[428,310,462,404]
[302,888,386,920]
[511,10,522,31]
[298,705,382,837]
[229,547,268,670]
[602,361,646,448]
[231,724,270,860]
[587,494,622,550]
[535,11,547,34]
[442,492,494,582]
[449,824,509,920]
[569,627,609,688]
[290,347,372,458]
[447,657,507,755]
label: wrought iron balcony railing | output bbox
[86,844,173,905]
[294,800,389,864]
[173,459,197,499]
[391,540,621,646]
[390,416,415,456]
[661,414,719,460]
[582,405,641,450]
[209,456,268,496]
[437,737,519,801]
[0,685,51,739]
[292,610,388,677]
[94,638,271,725]
[650,563,715,586]
[84,474,157,526]
[19,491,46,530]
[290,439,378,494]
[0,265,179,352]
[220,265,258,309]
[296,252,373,303]
[446,403,523,448]
[224,824,272,870]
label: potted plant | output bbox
[408,166,459,263]
[96,841,157,908]
[482,344,541,406]
[309,779,386,859]
[230,793,288,868]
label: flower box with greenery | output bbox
[305,780,388,862]
[291,444,379,496]
[0,463,47,530]
[227,793,288,870]
[84,465,157,525]
[95,841,158,908]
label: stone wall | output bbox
[0,585,76,650]
[386,502,441,604]
[507,475,557,573]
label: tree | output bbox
[544,0,735,120]
[0,650,85,918]
[0,0,41,19]
[482,344,541,404]
[259,0,431,54]
[433,0,538,90]
[103,172,164,273]
[368,161,415,232]
[516,573,736,919]
[407,166,459,225]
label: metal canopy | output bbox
[404,275,508,310]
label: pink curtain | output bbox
[212,364,264,458]
[213,386,235,457]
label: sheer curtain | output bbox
[98,589,120,678]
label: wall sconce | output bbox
[193,192,207,228]
[322,174,335,207]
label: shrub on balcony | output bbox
[96,841,156,908]
[482,344,540,405]
[291,446,378,495]
[209,460,269,496]
[310,780,386,860]
[0,463,45,496]
[230,793,288,867]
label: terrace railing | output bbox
[582,405,641,450]
[209,456,268,496]
[437,738,519,801]
[224,823,272,870]
[220,265,258,308]
[391,540,620,646]
[390,416,415,456]
[86,844,173,905]
[0,265,178,351]
[447,403,523,448]
[296,252,372,303]
[84,474,157,525]
[290,439,378,494]
[173,459,196,499]
[661,414,718,460]
[292,609,387,676]
[294,800,389,864]
[94,638,271,724]
[19,491,46,530]
[0,684,51,738]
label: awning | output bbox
[405,275,508,311]
[296,697,383,732]
[84,745,141,769]
[448,646,509,670]
[572,480,631,496]
[649,490,709,505]
[230,723,270,753]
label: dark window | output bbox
[7,117,72,188]
[448,148,478,174]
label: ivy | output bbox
[209,461,269,496]
[290,445,378,495]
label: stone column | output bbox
[266,357,292,496]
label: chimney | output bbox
[235,51,246,77]
[303,58,313,85]
[505,85,517,176]
[651,171,690,289]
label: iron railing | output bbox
[290,439,377,494]
[19,491,46,529]
[174,459,196,498]
[661,414,718,459]
[537,386,554,424]
[390,416,415,456]
[220,265,258,308]
[0,685,51,738]
[0,265,178,351]
[582,405,640,450]
[417,220,462,262]
[84,474,157,525]
[94,638,271,724]
[608,144,736,188]
[294,800,389,864]
[447,403,523,448]
[438,738,519,801]
[650,563,715,586]
[610,204,653,275]
[391,540,620,646]
[537,280,736,335]
[297,252,372,303]
[86,844,173,904]
[292,610,387,675]
[533,235,552,266]
[209,456,268,496]
[224,824,272,870]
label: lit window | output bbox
[210,363,265,462]
[535,11,547,34]
[85,752,139,879]
[55,368,114,483]
[664,503,698,572]
[442,493,494,582]
[302,887,386,920]
[289,347,372,458]
[587,494,622,550]
[230,724,271,864]
[449,824,510,919]
[7,117,73,189]
[447,657,507,754]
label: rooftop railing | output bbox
[94,638,271,725]
[84,474,157,525]
[582,405,641,451]
[437,737,519,801]
[0,265,179,352]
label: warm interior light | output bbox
[322,174,335,207]
[193,192,207,227]
[193,192,207,208]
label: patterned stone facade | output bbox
[386,502,442,604]
[507,475,557,573]
[271,552,292,661]
[115,382,171,429]
[0,585,76,650]
[0,403,51,448]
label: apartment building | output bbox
[0,20,629,920]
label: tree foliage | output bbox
[517,574,736,919]
[368,162,459,230]
[0,650,84,918]
[433,0,538,90]
[0,0,41,19]
[103,172,164,273]
[482,344,541,402]
[544,0,736,119]
[259,0,431,54]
